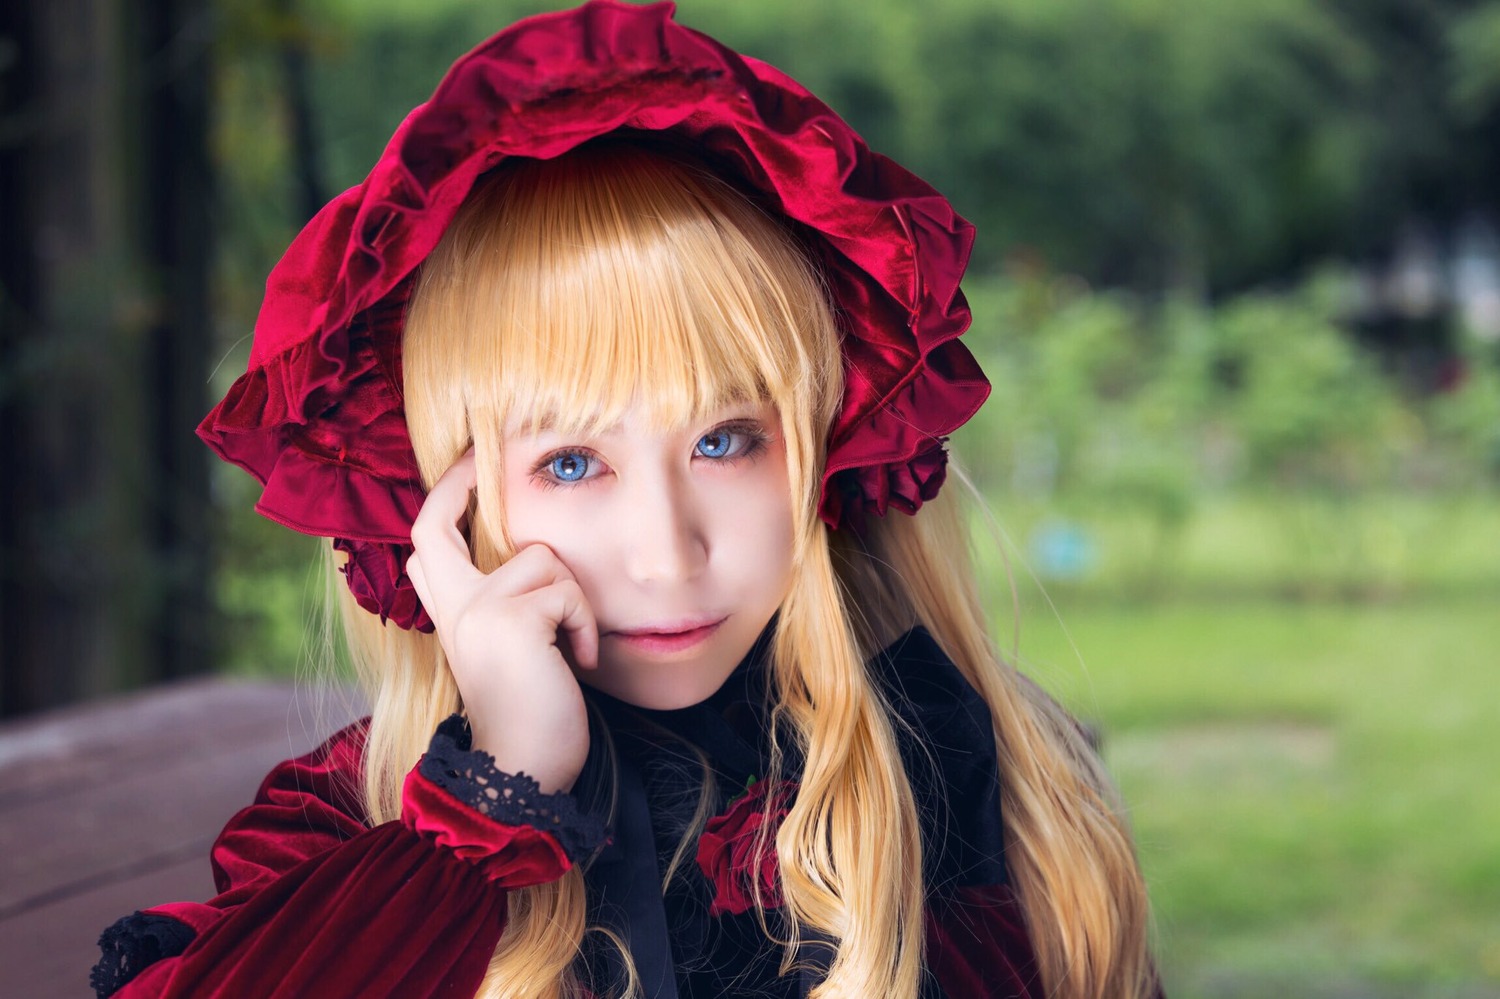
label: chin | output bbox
[581,660,734,710]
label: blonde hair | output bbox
[333,142,1154,998]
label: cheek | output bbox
[500,481,602,568]
[712,470,796,599]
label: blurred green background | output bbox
[4,0,1498,995]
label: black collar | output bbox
[577,626,1007,999]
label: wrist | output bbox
[469,719,586,795]
[414,715,606,866]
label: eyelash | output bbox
[529,421,771,491]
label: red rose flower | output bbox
[823,438,951,537]
[333,537,432,632]
[695,780,795,917]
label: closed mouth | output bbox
[605,618,727,654]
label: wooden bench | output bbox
[0,679,363,998]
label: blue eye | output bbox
[696,431,735,459]
[549,453,591,482]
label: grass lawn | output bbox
[1009,595,1500,998]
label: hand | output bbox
[406,451,596,794]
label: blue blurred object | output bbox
[1029,519,1099,581]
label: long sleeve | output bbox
[91,716,604,999]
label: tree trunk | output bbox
[137,0,216,682]
[0,0,215,717]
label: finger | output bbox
[529,579,599,670]
[405,550,428,610]
[412,450,478,535]
[490,542,577,597]
[409,452,481,586]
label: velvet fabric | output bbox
[93,630,1050,998]
[98,721,579,998]
[926,885,1047,998]
[196,0,991,631]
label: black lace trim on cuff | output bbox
[420,714,606,862]
[91,911,195,998]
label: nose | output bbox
[620,465,708,585]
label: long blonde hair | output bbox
[333,141,1154,999]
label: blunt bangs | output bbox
[439,145,832,440]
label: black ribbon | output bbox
[588,755,681,999]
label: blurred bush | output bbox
[958,270,1500,600]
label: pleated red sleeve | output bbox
[93,719,583,998]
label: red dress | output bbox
[91,628,1046,998]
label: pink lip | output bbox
[607,617,726,655]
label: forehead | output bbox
[504,397,774,439]
[413,146,835,459]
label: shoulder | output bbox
[868,627,993,761]
[870,627,985,706]
[867,627,1009,890]
[245,717,371,820]
[201,717,374,900]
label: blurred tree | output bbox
[1326,0,1496,252]
[695,0,1500,294]
[685,0,1373,291]
[269,0,328,223]
[136,0,217,686]
[0,0,215,715]
[260,0,1500,293]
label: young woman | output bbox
[92,3,1158,997]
